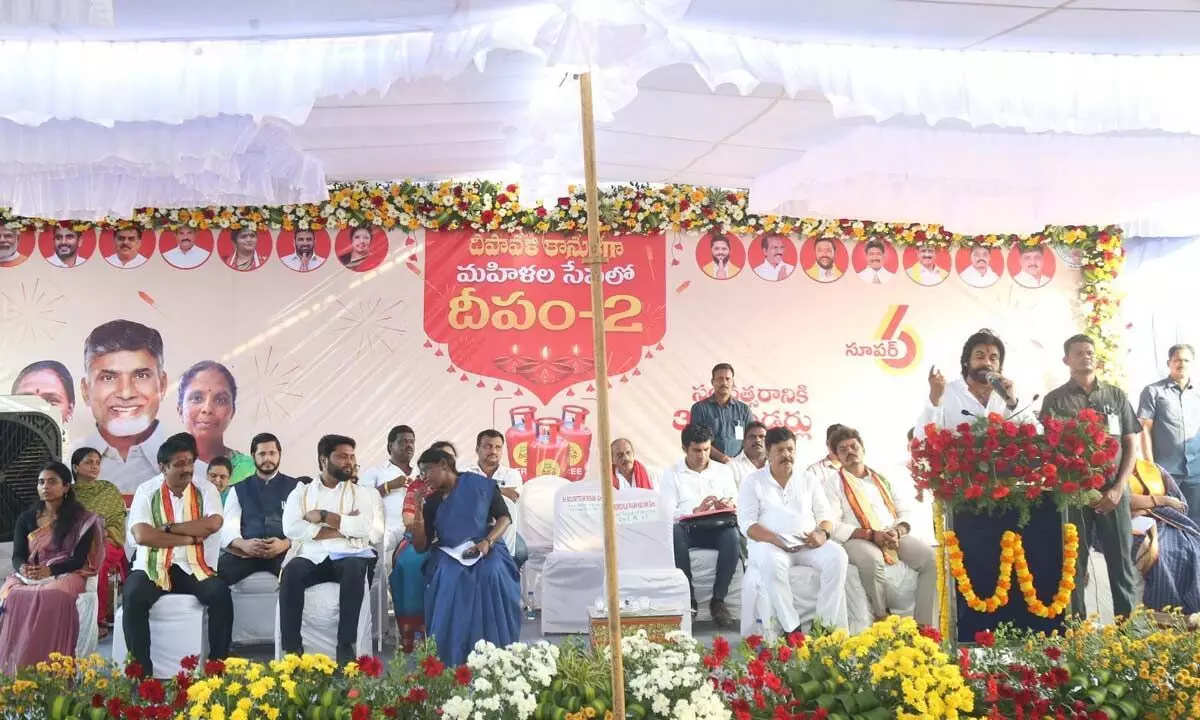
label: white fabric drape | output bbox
[1119,237,1200,393]
[0,0,110,27]
[0,116,325,219]
[747,126,1200,235]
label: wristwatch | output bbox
[319,509,329,524]
[163,523,173,535]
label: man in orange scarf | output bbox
[824,426,936,626]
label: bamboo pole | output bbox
[578,70,625,717]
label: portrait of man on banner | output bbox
[698,231,743,280]
[42,225,95,269]
[160,227,213,270]
[79,319,170,494]
[279,228,330,273]
[102,228,152,270]
[0,222,32,268]
[751,232,796,282]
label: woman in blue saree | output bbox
[1129,460,1200,614]
[411,447,521,666]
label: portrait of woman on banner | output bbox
[178,360,254,488]
[0,461,103,673]
[336,226,388,272]
[221,227,271,272]
[410,447,521,666]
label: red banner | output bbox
[423,230,667,404]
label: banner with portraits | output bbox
[0,224,1083,500]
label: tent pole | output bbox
[578,70,625,716]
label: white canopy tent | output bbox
[3,0,1200,234]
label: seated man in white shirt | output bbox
[610,438,660,490]
[804,424,846,488]
[467,429,527,568]
[728,421,768,487]
[280,434,384,664]
[915,329,1038,441]
[660,423,740,628]
[737,426,848,633]
[123,432,231,677]
[360,424,417,554]
[825,426,936,626]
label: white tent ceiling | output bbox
[5,0,1200,233]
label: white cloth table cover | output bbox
[540,483,690,634]
[75,575,99,658]
[229,572,279,646]
[518,475,570,608]
[112,594,207,678]
[272,581,372,660]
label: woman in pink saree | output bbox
[0,460,103,672]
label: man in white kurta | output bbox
[738,427,848,633]
[728,421,767,487]
[280,434,384,664]
[824,426,936,626]
[804,424,846,489]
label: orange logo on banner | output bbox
[844,304,920,373]
[423,230,667,403]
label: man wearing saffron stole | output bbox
[280,434,384,664]
[611,438,660,490]
[825,426,936,626]
[123,432,231,677]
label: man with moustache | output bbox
[1041,334,1139,619]
[610,438,660,490]
[361,425,417,553]
[280,229,327,272]
[162,227,210,269]
[0,222,26,267]
[914,329,1037,441]
[737,426,848,633]
[856,240,892,284]
[700,232,741,280]
[11,360,75,423]
[960,244,1000,288]
[690,363,756,464]
[280,434,384,663]
[906,246,948,286]
[805,424,847,488]
[467,429,527,567]
[218,432,299,586]
[753,233,795,281]
[80,320,171,494]
[1014,245,1052,288]
[123,432,231,678]
[824,426,935,626]
[47,225,87,268]
[1139,344,1200,522]
[105,228,148,269]
[806,237,843,283]
[728,421,768,487]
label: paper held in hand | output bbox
[440,540,482,567]
[778,532,807,550]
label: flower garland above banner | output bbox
[0,179,1126,378]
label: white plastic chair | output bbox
[273,579,373,660]
[229,572,279,645]
[112,594,208,678]
[518,475,570,609]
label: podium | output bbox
[945,498,1070,642]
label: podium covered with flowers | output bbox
[911,410,1119,643]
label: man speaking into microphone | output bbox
[914,329,1040,440]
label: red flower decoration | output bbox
[355,655,384,678]
[745,634,763,650]
[352,704,370,720]
[91,694,105,708]
[124,661,143,679]
[137,679,166,704]
[919,625,942,643]
[455,666,472,686]
[421,655,445,678]
[975,630,996,648]
[203,659,225,676]
[406,687,429,703]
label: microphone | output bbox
[1006,393,1041,422]
[985,371,1014,407]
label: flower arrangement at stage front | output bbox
[912,408,1118,526]
[708,616,974,719]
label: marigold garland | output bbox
[0,179,1126,380]
[943,522,1078,619]
[933,499,952,642]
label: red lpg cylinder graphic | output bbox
[506,406,537,482]
[528,417,569,478]
[561,405,593,481]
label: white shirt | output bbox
[467,463,524,491]
[162,246,210,269]
[105,253,147,269]
[219,472,288,548]
[282,480,385,564]
[47,253,87,268]
[358,461,415,549]
[659,458,738,521]
[1013,270,1051,288]
[280,252,326,272]
[753,261,795,281]
[822,466,914,543]
[728,453,765,488]
[804,456,842,490]
[128,477,223,578]
[907,264,947,286]
[83,423,167,495]
[737,465,835,537]
[614,464,662,490]
[960,267,999,288]
[857,267,893,284]
[913,376,1040,440]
